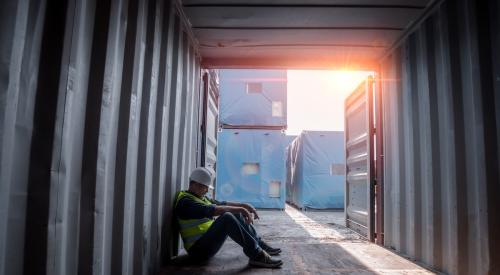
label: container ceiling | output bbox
[182,0,433,69]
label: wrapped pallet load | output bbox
[216,129,286,209]
[285,135,297,204]
[219,69,287,128]
[288,131,345,209]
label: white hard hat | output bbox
[189,167,215,189]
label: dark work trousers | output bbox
[187,212,262,260]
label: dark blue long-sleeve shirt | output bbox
[175,191,226,220]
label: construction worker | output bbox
[174,167,283,268]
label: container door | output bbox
[344,77,375,241]
[199,71,219,172]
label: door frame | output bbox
[374,74,384,245]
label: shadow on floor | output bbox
[162,242,375,275]
[160,206,432,274]
[160,208,371,274]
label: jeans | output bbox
[187,212,262,260]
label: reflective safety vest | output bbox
[175,191,214,250]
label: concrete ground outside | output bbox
[161,205,434,274]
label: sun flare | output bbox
[286,70,373,135]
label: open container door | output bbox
[198,71,219,182]
[200,71,219,170]
[344,77,375,241]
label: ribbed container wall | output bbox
[0,1,203,275]
[380,0,500,274]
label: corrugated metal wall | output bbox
[380,0,500,274]
[0,0,203,274]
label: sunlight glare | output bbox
[287,70,373,135]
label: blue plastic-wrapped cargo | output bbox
[285,135,297,145]
[285,135,297,204]
[288,131,345,209]
[216,129,286,209]
[219,69,287,127]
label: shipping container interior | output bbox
[1,0,499,275]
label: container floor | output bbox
[160,205,434,274]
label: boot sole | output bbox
[266,250,281,256]
[248,260,283,268]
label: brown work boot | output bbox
[249,250,283,268]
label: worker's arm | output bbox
[224,201,260,220]
[213,205,254,224]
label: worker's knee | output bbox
[234,212,245,223]
[220,212,246,225]
[220,212,236,220]
[219,212,238,225]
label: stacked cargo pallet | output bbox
[215,70,287,209]
[286,131,345,210]
[284,135,297,206]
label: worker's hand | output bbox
[243,203,260,220]
[240,208,254,224]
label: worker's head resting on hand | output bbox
[188,167,215,197]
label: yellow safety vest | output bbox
[174,191,214,250]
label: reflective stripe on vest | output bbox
[175,191,214,250]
